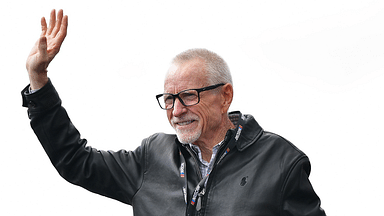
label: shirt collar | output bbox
[188,140,223,153]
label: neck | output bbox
[193,117,235,162]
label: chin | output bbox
[176,130,202,144]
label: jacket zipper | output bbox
[196,133,233,215]
[184,144,203,180]
[183,131,233,215]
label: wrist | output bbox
[28,72,48,90]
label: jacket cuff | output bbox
[21,79,61,114]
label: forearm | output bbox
[23,80,104,186]
[22,80,143,204]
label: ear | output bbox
[221,83,233,114]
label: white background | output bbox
[1,0,383,215]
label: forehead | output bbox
[164,59,208,93]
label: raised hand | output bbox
[26,9,68,90]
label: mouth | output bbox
[172,118,198,129]
[171,114,199,131]
[175,120,196,126]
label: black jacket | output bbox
[22,79,326,216]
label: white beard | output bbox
[171,114,201,144]
[175,127,202,144]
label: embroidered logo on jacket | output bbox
[235,125,243,141]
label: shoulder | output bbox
[250,130,309,174]
[260,131,305,156]
[237,113,306,160]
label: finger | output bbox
[38,36,48,58]
[52,9,63,37]
[40,17,47,37]
[46,9,56,35]
[55,15,68,46]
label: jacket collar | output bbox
[228,111,264,151]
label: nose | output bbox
[172,98,187,117]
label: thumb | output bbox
[38,36,48,58]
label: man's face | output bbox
[164,59,224,144]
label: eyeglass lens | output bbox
[160,89,199,109]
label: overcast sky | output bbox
[1,0,383,215]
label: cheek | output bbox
[166,111,172,123]
[194,104,217,127]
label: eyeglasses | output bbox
[156,83,225,110]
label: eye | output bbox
[180,91,198,102]
[163,95,174,104]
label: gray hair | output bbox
[168,48,233,86]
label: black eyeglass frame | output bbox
[156,83,225,110]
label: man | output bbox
[22,9,326,215]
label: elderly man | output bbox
[22,10,326,216]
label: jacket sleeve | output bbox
[21,79,145,205]
[280,156,326,216]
